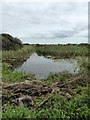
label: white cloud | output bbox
[0,2,88,43]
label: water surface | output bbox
[15,53,79,79]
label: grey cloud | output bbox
[0,2,88,43]
[30,29,79,40]
[53,30,77,39]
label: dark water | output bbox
[14,53,79,79]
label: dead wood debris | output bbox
[1,73,88,109]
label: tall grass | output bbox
[2,45,35,60]
[2,44,89,59]
[36,44,88,58]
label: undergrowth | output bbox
[2,92,90,119]
[1,44,89,119]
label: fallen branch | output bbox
[35,89,55,109]
[34,74,86,109]
[58,73,86,87]
[51,73,86,88]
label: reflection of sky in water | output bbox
[15,53,79,79]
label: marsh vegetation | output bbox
[1,44,90,119]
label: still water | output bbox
[14,53,79,79]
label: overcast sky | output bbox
[0,2,88,44]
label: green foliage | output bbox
[2,69,26,83]
[77,56,88,73]
[2,44,89,119]
[2,63,35,83]
[2,106,34,119]
[2,93,90,119]
[1,33,23,50]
